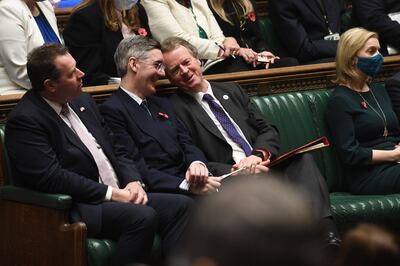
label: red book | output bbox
[264,136,330,167]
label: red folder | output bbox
[264,136,330,167]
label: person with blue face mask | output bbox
[63,0,150,86]
[326,27,400,196]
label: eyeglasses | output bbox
[140,61,165,72]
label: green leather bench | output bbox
[0,124,160,266]
[251,84,400,231]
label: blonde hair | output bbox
[209,0,253,25]
[74,0,141,32]
[335,27,379,84]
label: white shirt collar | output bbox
[190,80,215,103]
[42,97,65,115]
[120,86,144,105]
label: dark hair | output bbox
[27,43,69,91]
[336,223,400,266]
[161,37,199,58]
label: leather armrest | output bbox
[0,185,71,210]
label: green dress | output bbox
[326,84,400,194]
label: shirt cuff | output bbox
[252,148,271,161]
[189,160,206,167]
[179,179,190,191]
[105,186,113,201]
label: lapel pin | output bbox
[158,112,169,120]
[223,95,229,100]
[80,107,86,112]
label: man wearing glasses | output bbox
[100,36,221,195]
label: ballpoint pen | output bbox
[215,42,236,59]
[220,166,246,180]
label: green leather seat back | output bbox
[251,92,326,175]
[303,89,344,191]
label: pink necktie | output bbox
[61,104,119,188]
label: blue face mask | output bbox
[356,53,384,78]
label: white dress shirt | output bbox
[190,81,252,163]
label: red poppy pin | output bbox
[361,101,367,109]
[137,28,148,37]
[247,11,256,22]
[158,112,169,120]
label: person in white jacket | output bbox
[0,0,60,95]
[141,0,263,74]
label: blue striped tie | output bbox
[203,94,252,156]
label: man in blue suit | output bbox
[5,43,192,266]
[100,36,221,195]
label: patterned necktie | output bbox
[140,99,152,117]
[202,94,252,156]
[61,104,119,188]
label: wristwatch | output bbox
[251,150,265,161]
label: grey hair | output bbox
[114,36,161,77]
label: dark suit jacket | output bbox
[63,1,149,86]
[353,0,400,54]
[5,90,142,235]
[269,0,344,63]
[170,81,280,176]
[100,88,207,192]
[207,0,268,53]
[386,71,400,120]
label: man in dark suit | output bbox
[353,0,400,55]
[161,37,341,247]
[100,36,220,195]
[5,43,192,266]
[269,0,344,64]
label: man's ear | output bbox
[128,57,139,73]
[43,79,57,93]
[197,59,202,66]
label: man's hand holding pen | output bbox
[185,162,221,194]
[232,155,270,175]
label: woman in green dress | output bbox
[326,27,400,194]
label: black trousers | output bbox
[274,153,332,220]
[89,193,193,266]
